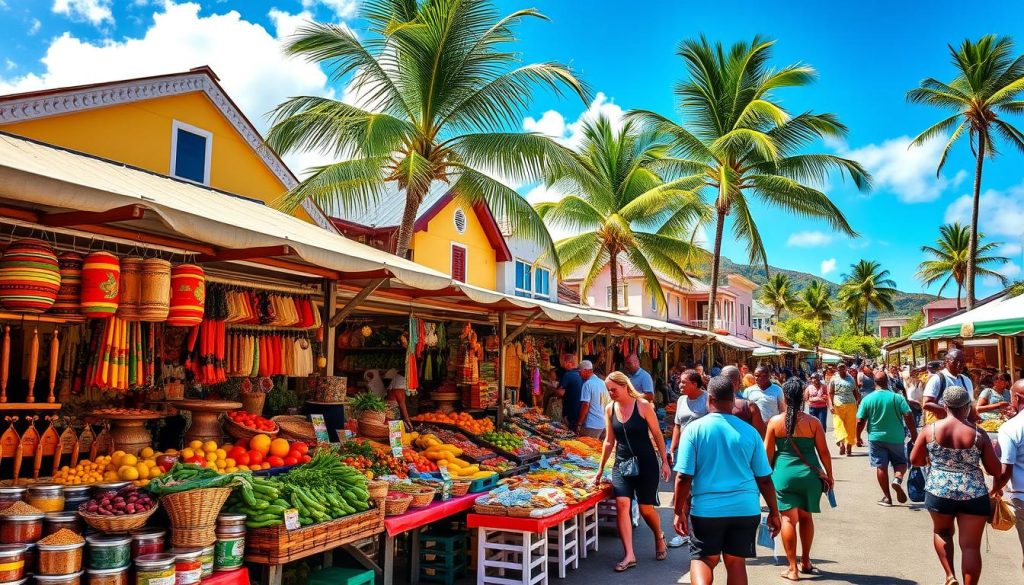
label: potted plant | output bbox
[351,392,389,440]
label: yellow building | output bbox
[331,184,511,290]
[0,66,332,228]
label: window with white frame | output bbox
[513,260,551,300]
[650,293,657,311]
[606,284,628,308]
[170,121,213,185]
[675,296,681,318]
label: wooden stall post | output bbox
[497,312,507,427]
[322,279,337,376]
[575,325,583,364]
[662,334,669,384]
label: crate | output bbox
[245,504,384,565]
[419,531,468,585]
[498,463,530,479]
[468,473,498,493]
[419,560,467,585]
[307,566,374,585]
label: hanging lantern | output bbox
[138,258,171,322]
[116,256,143,320]
[166,264,205,326]
[80,251,120,319]
[51,252,84,321]
[0,238,61,314]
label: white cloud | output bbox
[0,2,341,178]
[28,18,41,35]
[52,0,113,26]
[301,0,358,19]
[1002,242,1023,257]
[3,60,14,72]
[820,258,837,275]
[983,260,1021,287]
[786,231,833,247]
[837,134,967,203]
[945,182,1024,241]
[523,92,623,149]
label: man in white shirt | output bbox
[575,360,609,439]
[745,366,786,421]
[994,379,1024,575]
[922,349,973,424]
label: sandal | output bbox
[877,497,893,507]
[614,560,637,572]
[799,565,820,575]
[944,577,960,585]
[838,442,846,456]
[655,533,667,561]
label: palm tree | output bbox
[759,273,796,342]
[838,260,897,335]
[908,35,1024,309]
[798,280,834,363]
[917,222,1010,309]
[535,115,709,314]
[266,0,588,259]
[629,36,870,333]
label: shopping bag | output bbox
[990,496,1016,531]
[756,515,776,549]
[907,467,926,503]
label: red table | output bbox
[467,488,611,583]
[202,568,250,585]
[348,493,480,585]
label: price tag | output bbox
[310,414,330,443]
[284,508,301,530]
[389,420,405,457]
[438,465,452,481]
[441,481,451,501]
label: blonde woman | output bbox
[595,371,672,571]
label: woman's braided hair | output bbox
[783,377,805,436]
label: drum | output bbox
[51,252,84,321]
[80,251,120,319]
[167,264,205,326]
[116,256,143,320]
[138,258,171,322]
[0,238,61,313]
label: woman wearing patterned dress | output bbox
[910,386,1002,585]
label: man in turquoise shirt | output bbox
[857,371,919,506]
[673,376,781,585]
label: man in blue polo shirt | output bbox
[674,375,781,585]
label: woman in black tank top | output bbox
[595,371,671,571]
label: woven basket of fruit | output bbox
[79,485,159,533]
[225,411,279,442]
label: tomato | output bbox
[267,456,285,468]
[287,448,302,461]
[301,455,311,463]
[228,446,246,459]
[247,450,264,466]
[293,443,309,455]
[283,456,298,466]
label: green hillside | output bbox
[716,257,940,324]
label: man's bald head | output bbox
[873,370,888,389]
[945,348,965,375]
[721,365,741,390]
[625,354,640,374]
[1012,379,1024,398]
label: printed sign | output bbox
[388,420,405,457]
[284,509,301,530]
[310,414,330,443]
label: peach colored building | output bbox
[563,263,758,340]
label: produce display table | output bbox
[346,493,479,585]
[176,399,242,445]
[466,488,610,585]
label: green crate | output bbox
[307,566,375,585]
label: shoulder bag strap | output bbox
[618,401,637,458]
[786,419,826,478]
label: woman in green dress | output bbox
[765,378,835,581]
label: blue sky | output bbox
[2,0,1024,302]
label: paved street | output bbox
[564,434,1022,585]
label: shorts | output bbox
[925,493,992,517]
[868,441,907,469]
[688,515,759,559]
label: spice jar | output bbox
[167,549,201,585]
[128,529,164,560]
[43,513,82,537]
[36,540,84,576]
[0,513,43,544]
[23,543,35,576]
[84,536,129,571]
[33,571,83,585]
[0,489,26,513]
[213,515,245,572]
[197,546,213,579]
[85,566,127,585]
[134,554,175,585]
[60,488,90,514]
[0,544,26,582]
[26,486,64,514]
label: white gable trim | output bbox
[0,72,336,232]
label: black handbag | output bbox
[615,403,640,477]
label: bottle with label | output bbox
[214,514,246,571]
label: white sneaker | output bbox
[668,535,687,548]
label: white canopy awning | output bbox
[0,132,454,290]
[910,291,1024,340]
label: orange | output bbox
[250,434,272,456]
[269,438,290,458]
